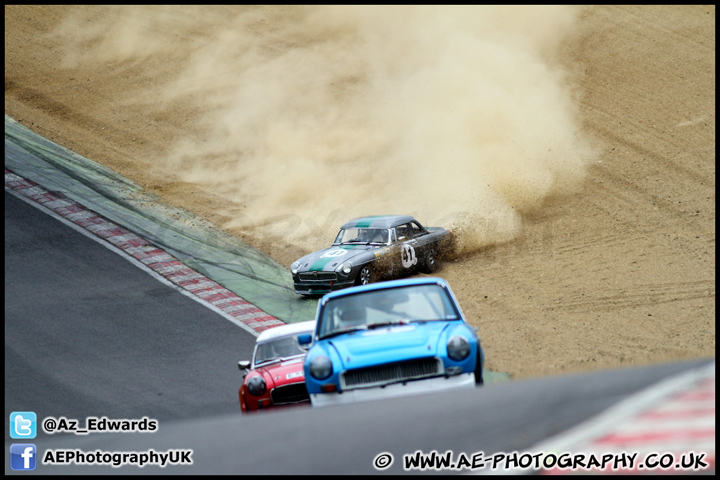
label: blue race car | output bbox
[298,277,484,407]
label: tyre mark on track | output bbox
[611,5,716,53]
[542,280,714,313]
[588,120,715,189]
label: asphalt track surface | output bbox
[5,185,715,475]
[5,190,257,425]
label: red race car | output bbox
[238,320,315,413]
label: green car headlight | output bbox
[291,262,301,275]
[336,262,352,275]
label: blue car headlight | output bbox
[291,262,301,275]
[309,355,333,380]
[447,335,470,361]
[246,376,266,396]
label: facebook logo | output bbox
[10,411,37,439]
[10,444,37,471]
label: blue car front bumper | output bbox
[309,372,475,407]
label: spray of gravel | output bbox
[51,5,598,255]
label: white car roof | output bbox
[256,320,315,343]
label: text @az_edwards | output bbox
[42,416,157,435]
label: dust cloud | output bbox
[50,5,598,255]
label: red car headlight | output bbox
[246,375,267,396]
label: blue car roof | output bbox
[340,215,416,229]
[320,277,450,304]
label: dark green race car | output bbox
[290,215,455,296]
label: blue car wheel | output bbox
[474,348,484,385]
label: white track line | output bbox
[6,169,286,336]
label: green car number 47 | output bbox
[290,215,455,296]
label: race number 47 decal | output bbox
[401,244,417,268]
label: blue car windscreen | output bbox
[318,285,460,339]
